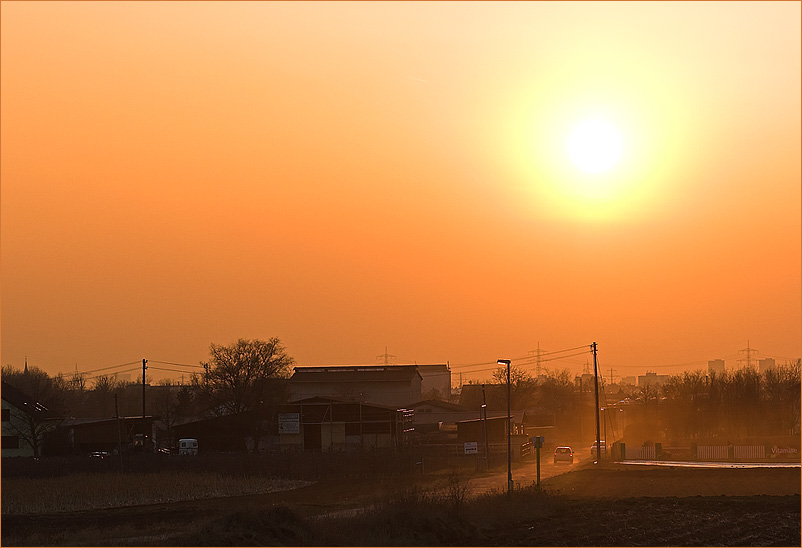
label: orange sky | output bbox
[2,1,800,384]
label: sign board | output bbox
[531,436,545,448]
[278,413,300,434]
[464,441,478,455]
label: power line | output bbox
[451,344,591,371]
[61,361,140,377]
[84,366,142,382]
[450,350,593,378]
[149,366,200,375]
[148,360,204,369]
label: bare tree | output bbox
[90,374,124,417]
[192,338,294,451]
[490,364,536,408]
[662,370,708,440]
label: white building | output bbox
[759,358,776,374]
[708,359,725,375]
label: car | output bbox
[553,446,574,464]
[590,440,607,456]
[88,451,109,459]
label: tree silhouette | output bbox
[192,338,293,451]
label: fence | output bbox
[734,445,765,459]
[613,442,789,462]
[696,445,730,460]
[624,445,656,460]
[696,445,770,460]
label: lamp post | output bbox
[498,359,512,494]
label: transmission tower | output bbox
[738,340,759,370]
[376,346,396,365]
[528,342,547,378]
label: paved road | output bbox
[462,452,800,496]
[464,449,592,495]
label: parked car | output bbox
[553,446,574,464]
[590,440,607,456]
[88,451,109,459]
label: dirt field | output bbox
[2,463,799,546]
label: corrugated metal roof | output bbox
[291,365,422,383]
[408,399,469,412]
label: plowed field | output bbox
[2,463,799,546]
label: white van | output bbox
[178,438,198,456]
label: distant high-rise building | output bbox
[708,359,725,375]
[759,358,776,374]
[638,371,669,388]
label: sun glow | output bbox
[566,119,623,174]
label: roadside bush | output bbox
[178,506,309,546]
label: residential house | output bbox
[2,380,58,457]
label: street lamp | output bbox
[498,358,512,494]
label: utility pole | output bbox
[592,342,601,464]
[142,358,148,451]
[115,393,123,472]
[142,358,147,419]
[578,376,583,441]
[482,384,490,471]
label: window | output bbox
[2,435,20,449]
[1,408,10,422]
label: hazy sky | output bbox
[2,1,800,384]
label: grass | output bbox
[170,490,801,547]
[1,471,311,515]
[173,473,560,546]
[3,465,799,546]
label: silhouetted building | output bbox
[257,397,412,451]
[407,399,476,432]
[416,364,451,399]
[59,416,156,455]
[708,359,725,375]
[289,365,422,407]
[638,371,669,388]
[759,358,776,374]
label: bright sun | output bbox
[566,119,623,174]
